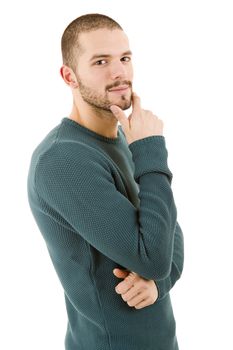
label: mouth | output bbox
[108,85,129,93]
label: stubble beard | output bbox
[76,76,132,113]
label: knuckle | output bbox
[139,280,146,287]
[125,277,133,284]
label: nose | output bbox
[109,60,127,80]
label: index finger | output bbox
[131,92,141,115]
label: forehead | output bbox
[79,29,130,58]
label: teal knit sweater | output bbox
[27,117,184,350]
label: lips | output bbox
[109,85,129,92]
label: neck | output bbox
[69,100,119,139]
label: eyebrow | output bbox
[89,50,133,62]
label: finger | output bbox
[131,92,141,116]
[125,290,149,307]
[134,297,152,309]
[115,274,136,294]
[113,268,129,278]
[121,283,143,302]
[110,105,128,129]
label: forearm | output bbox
[154,221,184,300]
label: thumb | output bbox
[113,268,129,279]
[110,105,128,129]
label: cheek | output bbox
[91,74,108,93]
[129,65,134,79]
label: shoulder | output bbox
[35,140,110,182]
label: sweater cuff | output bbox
[154,278,172,301]
[128,136,173,184]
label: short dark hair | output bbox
[61,13,123,72]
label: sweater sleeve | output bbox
[154,221,184,300]
[35,135,177,281]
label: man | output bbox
[27,13,184,350]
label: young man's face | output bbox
[74,28,133,112]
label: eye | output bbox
[94,56,131,65]
[121,56,131,62]
[95,60,107,65]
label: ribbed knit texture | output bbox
[27,117,184,350]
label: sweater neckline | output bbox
[62,117,123,144]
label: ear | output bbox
[60,65,78,88]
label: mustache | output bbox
[106,81,132,91]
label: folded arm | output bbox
[154,220,184,300]
[35,136,177,281]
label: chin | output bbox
[113,96,131,109]
[122,102,131,111]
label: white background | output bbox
[1,1,233,349]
